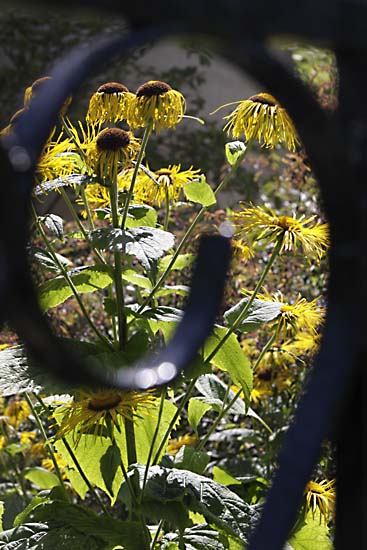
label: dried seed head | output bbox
[97,82,130,94]
[136,80,172,98]
[96,128,131,151]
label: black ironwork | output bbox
[1,2,367,548]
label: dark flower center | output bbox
[88,394,122,411]
[257,368,272,381]
[97,82,130,94]
[96,128,131,151]
[249,94,277,107]
[136,80,172,98]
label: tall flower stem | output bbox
[135,148,248,317]
[164,187,170,231]
[24,393,68,494]
[120,123,153,230]
[142,388,166,493]
[152,378,197,465]
[31,203,113,349]
[204,237,283,365]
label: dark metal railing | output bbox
[1,2,366,548]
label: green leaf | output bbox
[55,399,177,503]
[126,465,260,543]
[0,501,4,532]
[195,375,246,414]
[188,398,212,434]
[32,247,71,273]
[38,265,113,311]
[34,174,89,195]
[174,446,210,475]
[224,298,283,333]
[122,269,152,290]
[212,467,241,487]
[5,499,150,550]
[154,285,189,298]
[23,468,60,490]
[41,214,64,239]
[158,253,194,272]
[90,227,174,270]
[125,204,158,228]
[13,495,50,528]
[0,346,72,396]
[202,328,253,405]
[162,524,229,550]
[225,141,246,166]
[100,442,121,497]
[184,175,216,207]
[288,513,332,550]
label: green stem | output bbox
[124,417,137,466]
[135,148,248,317]
[204,238,283,366]
[24,393,68,494]
[164,186,170,231]
[151,519,164,550]
[253,332,277,373]
[110,175,127,348]
[11,456,29,503]
[31,203,113,349]
[121,123,153,230]
[152,378,197,465]
[58,186,106,265]
[142,388,166,494]
[81,186,95,231]
[62,436,111,516]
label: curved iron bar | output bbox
[0,7,364,547]
[0,28,231,390]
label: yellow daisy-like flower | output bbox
[42,453,68,479]
[0,435,7,450]
[284,332,321,357]
[86,128,141,183]
[24,76,72,116]
[19,430,37,446]
[86,82,135,125]
[30,442,46,460]
[220,92,300,151]
[167,433,199,455]
[36,132,79,183]
[254,365,292,394]
[135,164,201,206]
[127,80,186,132]
[231,238,254,263]
[55,388,157,445]
[275,294,325,338]
[231,204,329,262]
[304,479,336,523]
[4,398,31,428]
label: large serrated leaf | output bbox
[38,265,113,311]
[203,327,253,406]
[158,253,194,272]
[4,499,149,550]
[34,174,89,195]
[32,247,72,273]
[288,513,332,550]
[195,374,246,415]
[123,465,260,544]
[90,226,174,270]
[161,523,229,550]
[224,298,283,333]
[41,214,64,239]
[125,204,158,228]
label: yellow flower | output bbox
[218,92,300,151]
[24,76,72,116]
[55,388,157,445]
[42,453,68,479]
[4,398,31,428]
[167,434,199,455]
[127,80,186,132]
[304,479,336,523]
[254,366,292,394]
[86,82,135,124]
[231,238,254,263]
[86,128,141,183]
[36,133,79,183]
[19,430,37,446]
[231,204,329,262]
[0,435,7,450]
[30,442,46,460]
[135,164,201,206]
[275,294,325,338]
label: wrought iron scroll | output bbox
[1,2,367,548]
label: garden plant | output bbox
[0,45,335,549]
